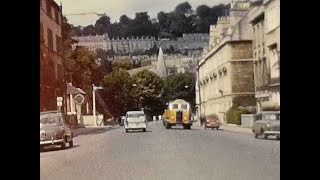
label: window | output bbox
[55,9,60,24]
[181,104,188,110]
[56,35,62,53]
[172,104,178,109]
[40,23,44,43]
[46,0,51,17]
[47,29,53,50]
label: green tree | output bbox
[96,49,112,75]
[131,70,165,117]
[111,58,134,71]
[64,47,102,91]
[95,15,111,35]
[163,72,196,110]
[101,69,134,117]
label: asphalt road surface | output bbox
[40,121,280,180]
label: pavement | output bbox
[40,121,280,180]
[220,124,253,135]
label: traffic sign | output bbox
[57,101,62,107]
[74,94,85,105]
[57,97,63,102]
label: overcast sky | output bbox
[54,0,229,26]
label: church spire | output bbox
[156,47,167,78]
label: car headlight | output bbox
[266,124,271,127]
[40,131,46,140]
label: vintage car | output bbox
[40,111,74,151]
[124,111,147,133]
[252,111,280,139]
[163,99,192,129]
[204,115,220,130]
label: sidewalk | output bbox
[72,125,118,137]
[220,124,253,135]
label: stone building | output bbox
[40,0,66,112]
[72,33,209,55]
[249,0,280,112]
[196,0,257,123]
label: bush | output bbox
[226,107,251,125]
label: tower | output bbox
[156,47,167,78]
[230,0,251,26]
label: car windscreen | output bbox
[127,113,145,118]
[40,114,57,125]
[263,114,280,120]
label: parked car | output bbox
[252,111,280,139]
[124,111,147,133]
[204,115,220,130]
[40,111,73,151]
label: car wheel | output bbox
[69,140,74,148]
[187,125,191,130]
[216,126,219,130]
[276,135,280,140]
[165,123,171,129]
[125,129,129,133]
[143,128,146,132]
[254,133,258,139]
[261,129,267,139]
[61,142,66,149]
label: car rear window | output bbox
[128,113,145,118]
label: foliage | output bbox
[130,70,165,116]
[111,58,134,71]
[226,106,251,125]
[96,48,112,76]
[64,47,102,90]
[72,2,230,38]
[163,72,196,110]
[101,69,134,117]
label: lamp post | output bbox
[92,84,103,126]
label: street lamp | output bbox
[92,84,103,126]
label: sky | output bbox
[54,0,228,26]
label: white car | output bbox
[124,111,147,133]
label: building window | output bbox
[56,35,62,54]
[47,28,53,50]
[55,9,60,24]
[46,0,51,17]
[40,23,44,44]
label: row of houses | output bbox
[196,0,280,123]
[72,33,209,55]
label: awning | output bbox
[66,83,86,95]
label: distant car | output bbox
[252,111,280,139]
[40,111,73,151]
[204,115,220,130]
[124,111,147,133]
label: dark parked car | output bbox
[252,111,280,139]
[40,111,73,151]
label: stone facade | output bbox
[40,0,65,112]
[197,0,257,123]
[250,0,280,112]
[72,33,209,55]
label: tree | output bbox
[95,15,111,35]
[82,25,96,36]
[101,69,134,117]
[163,72,196,110]
[111,58,134,71]
[96,49,112,75]
[64,46,102,90]
[131,70,165,117]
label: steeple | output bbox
[156,47,167,78]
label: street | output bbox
[40,121,280,180]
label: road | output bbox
[40,121,280,180]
